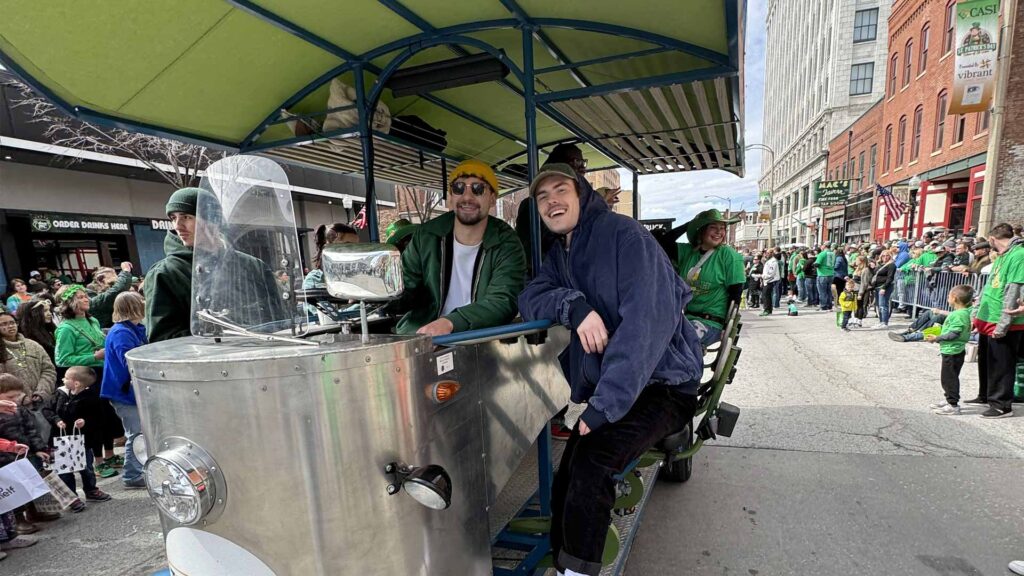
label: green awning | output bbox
[0,0,745,186]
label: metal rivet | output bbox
[146,386,152,392]
[387,485,398,495]
[414,348,420,354]
[187,443,193,449]
[211,467,217,472]
[202,520,208,526]
[221,370,228,377]
[217,498,223,504]
[395,366,401,372]
[159,371,165,377]
[261,385,268,391]
[333,378,341,384]
[365,356,372,363]
[294,365,301,371]
[193,389,200,396]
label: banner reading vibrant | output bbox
[814,180,850,207]
[758,191,772,220]
[949,0,1000,115]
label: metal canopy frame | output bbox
[0,0,744,243]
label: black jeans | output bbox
[551,385,698,576]
[985,331,1022,413]
[761,281,777,314]
[940,351,965,406]
[59,448,97,495]
[976,334,990,402]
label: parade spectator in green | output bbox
[794,251,807,302]
[924,285,974,415]
[87,262,134,329]
[972,223,1024,419]
[815,243,837,311]
[676,209,745,346]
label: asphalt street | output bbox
[626,306,1024,576]
[6,305,1023,575]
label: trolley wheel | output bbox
[659,422,693,483]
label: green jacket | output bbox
[392,213,526,335]
[144,233,194,343]
[89,270,134,328]
[54,317,105,368]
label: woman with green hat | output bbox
[675,209,746,346]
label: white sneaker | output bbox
[933,404,962,416]
[928,400,950,410]
[1008,560,1024,575]
[873,323,889,330]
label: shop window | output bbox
[934,90,948,151]
[919,24,930,74]
[854,9,879,42]
[911,106,923,161]
[849,62,874,95]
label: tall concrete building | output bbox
[760,0,892,245]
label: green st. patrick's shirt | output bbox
[815,249,836,276]
[677,244,746,329]
[938,307,972,356]
[976,244,1024,329]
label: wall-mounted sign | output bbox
[151,219,175,231]
[814,180,851,207]
[640,218,675,233]
[949,0,1000,114]
[30,213,131,235]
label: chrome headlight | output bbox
[144,437,225,526]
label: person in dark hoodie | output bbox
[144,187,285,342]
[518,163,703,576]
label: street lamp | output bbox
[704,194,732,215]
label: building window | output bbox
[849,63,874,95]
[919,24,930,74]
[897,115,907,166]
[977,109,991,132]
[842,161,848,179]
[868,144,877,186]
[854,9,879,42]
[889,54,898,97]
[943,1,956,54]
[952,114,966,144]
[903,39,914,87]
[802,185,810,207]
[911,106,923,161]
[934,90,948,151]
[883,125,893,172]
[858,151,866,190]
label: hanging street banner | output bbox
[814,180,851,207]
[949,0,1000,115]
[758,190,772,220]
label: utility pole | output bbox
[978,0,1020,234]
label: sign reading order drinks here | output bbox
[814,180,850,207]
[30,213,131,235]
[949,0,1000,115]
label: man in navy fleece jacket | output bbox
[518,163,703,576]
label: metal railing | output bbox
[892,269,989,316]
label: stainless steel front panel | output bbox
[128,327,570,576]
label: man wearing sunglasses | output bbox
[391,159,526,336]
[518,163,703,576]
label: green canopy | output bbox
[0,0,745,188]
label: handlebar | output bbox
[432,320,552,346]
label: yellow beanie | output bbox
[448,159,499,194]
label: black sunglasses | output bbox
[450,180,489,196]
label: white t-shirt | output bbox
[441,238,481,317]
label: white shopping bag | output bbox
[53,429,86,474]
[0,456,51,514]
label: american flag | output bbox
[877,184,907,220]
[352,205,368,229]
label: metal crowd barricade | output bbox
[891,270,989,315]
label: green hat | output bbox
[386,220,418,246]
[165,187,203,216]
[529,163,577,197]
[684,208,739,245]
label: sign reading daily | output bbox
[949,0,1000,114]
[31,213,131,235]
[814,180,850,207]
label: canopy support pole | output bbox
[632,171,640,220]
[353,66,380,241]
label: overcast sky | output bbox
[622,0,766,227]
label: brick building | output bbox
[825,98,885,244]
[983,0,1024,229]
[873,0,992,240]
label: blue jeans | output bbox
[796,278,806,301]
[876,288,892,325]
[804,278,819,305]
[690,318,723,348]
[773,281,783,307]
[113,402,144,483]
[817,275,834,309]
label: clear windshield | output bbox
[190,155,307,337]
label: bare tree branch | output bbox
[5,78,221,188]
